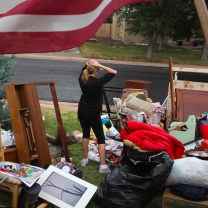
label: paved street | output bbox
[8,58,170,105]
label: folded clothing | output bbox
[170,184,208,201]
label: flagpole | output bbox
[194,0,208,43]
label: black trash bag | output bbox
[95,151,174,208]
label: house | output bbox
[95,14,201,47]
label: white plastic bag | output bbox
[88,151,100,162]
[165,157,208,188]
[1,129,15,147]
[131,110,143,122]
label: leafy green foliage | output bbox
[117,0,208,58]
[0,55,16,130]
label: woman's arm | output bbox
[98,64,117,74]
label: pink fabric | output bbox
[120,120,185,159]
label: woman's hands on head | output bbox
[84,59,117,74]
[84,60,100,67]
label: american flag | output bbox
[0,0,156,54]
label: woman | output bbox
[78,60,117,174]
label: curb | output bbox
[14,54,208,68]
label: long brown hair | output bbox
[81,65,98,84]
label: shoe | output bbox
[81,159,88,167]
[99,166,111,174]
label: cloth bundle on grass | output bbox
[120,121,185,160]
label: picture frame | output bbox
[36,165,97,208]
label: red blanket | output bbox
[120,121,185,159]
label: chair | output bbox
[121,88,148,103]
[0,124,21,208]
[169,115,196,144]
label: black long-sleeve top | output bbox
[78,67,115,119]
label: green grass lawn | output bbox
[0,108,163,208]
[79,41,208,66]
[42,109,163,208]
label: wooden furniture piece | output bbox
[4,148,18,163]
[175,88,208,122]
[168,57,208,122]
[125,80,152,97]
[5,83,52,168]
[5,81,70,166]
[0,124,21,208]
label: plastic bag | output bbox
[1,129,15,147]
[131,110,143,122]
[95,151,173,208]
[165,157,208,189]
[88,151,100,162]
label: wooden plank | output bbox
[37,202,49,208]
[194,0,208,45]
[12,184,20,208]
[14,81,56,86]
[172,67,208,73]
[169,58,175,120]
[26,84,51,167]
[50,84,70,162]
[5,84,30,164]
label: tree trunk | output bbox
[200,37,208,61]
[146,30,159,59]
[159,33,165,52]
[146,1,168,59]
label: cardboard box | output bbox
[163,188,208,208]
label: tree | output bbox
[118,0,184,58]
[118,1,200,58]
[0,55,16,130]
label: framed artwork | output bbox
[36,165,97,208]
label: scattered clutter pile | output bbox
[1,75,208,208]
